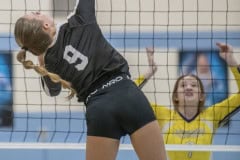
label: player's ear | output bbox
[199,94,205,102]
[43,22,51,30]
[174,96,178,102]
[42,22,50,30]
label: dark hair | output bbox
[172,74,205,112]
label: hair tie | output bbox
[22,46,28,51]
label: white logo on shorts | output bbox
[101,76,123,89]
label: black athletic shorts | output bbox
[85,74,156,139]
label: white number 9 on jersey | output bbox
[63,45,88,71]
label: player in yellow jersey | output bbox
[135,42,240,160]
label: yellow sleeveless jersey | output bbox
[135,67,240,160]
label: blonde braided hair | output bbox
[17,49,76,99]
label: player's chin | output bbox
[184,96,197,102]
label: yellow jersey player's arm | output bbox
[134,47,157,89]
[205,66,240,125]
[134,75,149,89]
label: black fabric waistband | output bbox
[84,73,130,104]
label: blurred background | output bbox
[0,0,240,159]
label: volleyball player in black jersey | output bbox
[14,0,167,159]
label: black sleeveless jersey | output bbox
[43,0,129,102]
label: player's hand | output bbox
[144,47,158,79]
[216,42,237,66]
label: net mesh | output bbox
[0,0,240,159]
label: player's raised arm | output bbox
[135,47,158,89]
[217,42,238,67]
[216,42,240,90]
[68,0,96,24]
[209,43,240,123]
[144,47,158,79]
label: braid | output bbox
[17,49,76,99]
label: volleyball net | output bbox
[0,0,240,159]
